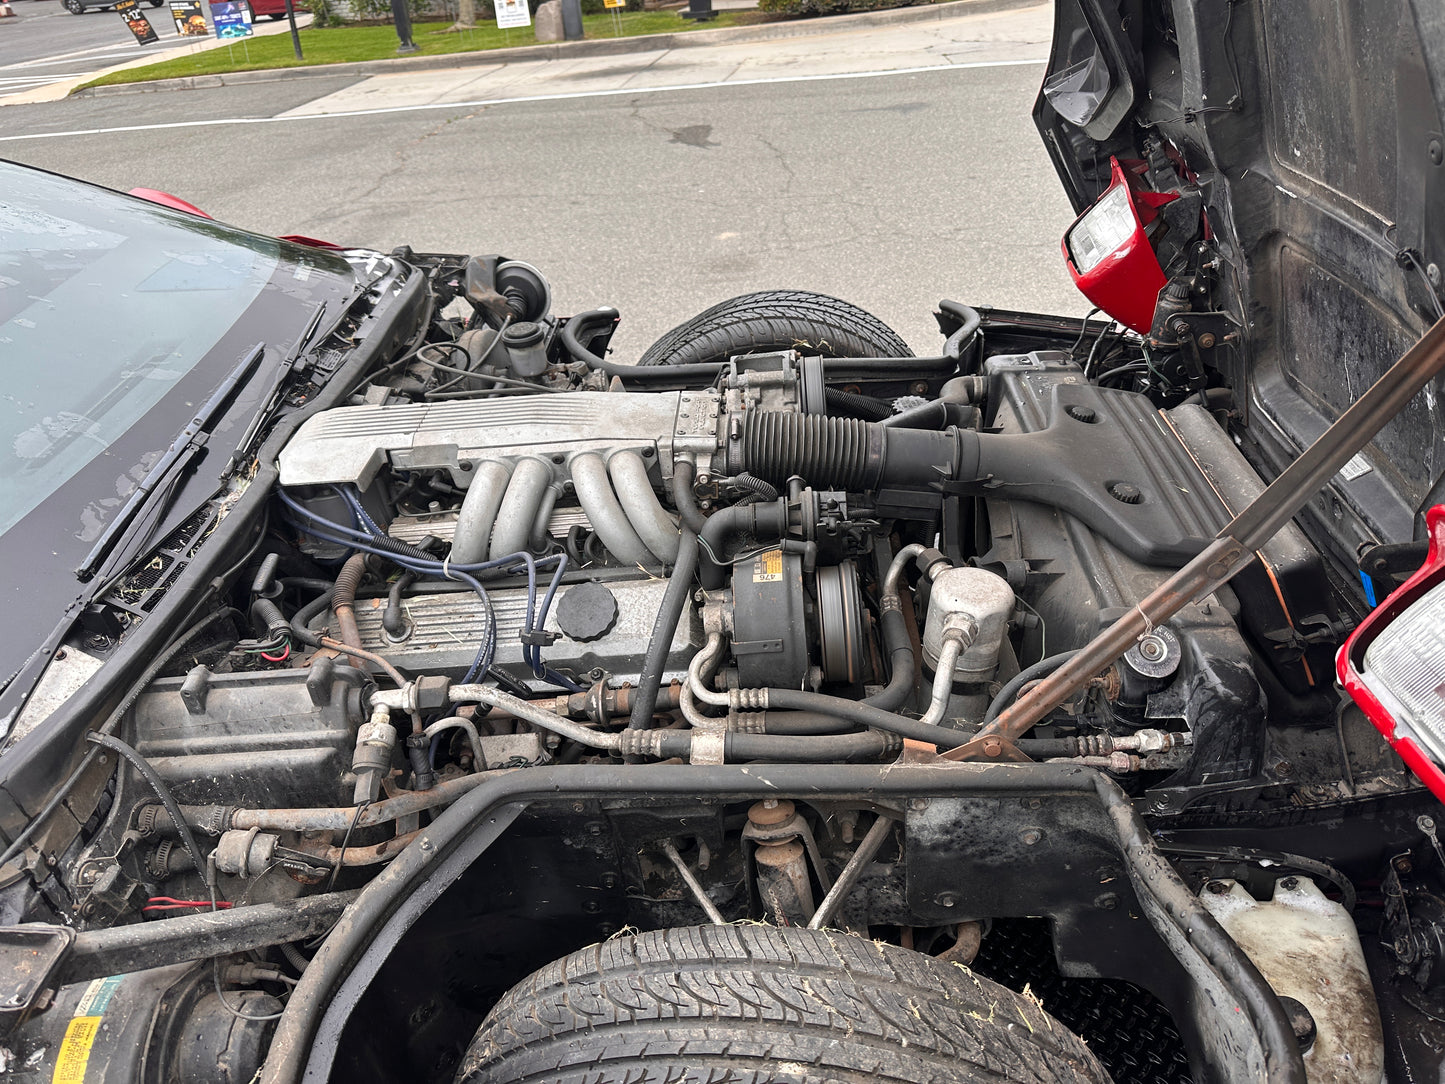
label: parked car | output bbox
[1,0,1444,1080]
[62,0,160,14]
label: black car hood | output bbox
[1034,0,1445,566]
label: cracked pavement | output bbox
[2,2,1085,356]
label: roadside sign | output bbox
[115,0,160,44]
[493,0,529,28]
[602,0,623,9]
[170,0,207,35]
[209,0,253,38]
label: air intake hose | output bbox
[731,412,977,491]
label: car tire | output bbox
[457,925,1113,1084]
[63,0,84,13]
[638,289,914,367]
[267,11,285,17]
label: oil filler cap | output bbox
[555,582,618,642]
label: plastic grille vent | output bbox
[105,505,221,618]
[969,918,1192,1084]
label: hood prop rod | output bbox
[941,315,1445,763]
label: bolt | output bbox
[1420,815,1437,831]
[1279,876,1299,891]
[981,738,1003,758]
[600,873,620,890]
[1430,263,1442,288]
[641,447,655,458]
[1139,636,1165,661]
[551,454,564,464]
[1019,829,1042,846]
[697,473,712,486]
[1430,137,1444,166]
[582,900,602,914]
[908,798,929,812]
[458,461,473,473]
[1094,893,1119,911]
[85,634,109,651]
[1205,880,1230,895]
[1198,332,1217,349]
[55,649,67,661]
[934,892,957,908]
[418,838,433,852]
[1274,760,1292,777]
[910,382,929,396]
[1396,856,1414,873]
[586,822,605,836]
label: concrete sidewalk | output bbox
[4,7,311,104]
[275,0,1046,117]
[18,0,1039,103]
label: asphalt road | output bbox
[0,12,1087,358]
[0,0,180,98]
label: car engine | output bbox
[8,252,1429,1084]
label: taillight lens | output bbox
[1338,505,1445,800]
[1066,183,1137,274]
[1060,157,1174,334]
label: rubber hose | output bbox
[382,571,417,639]
[627,527,700,733]
[732,474,779,501]
[330,555,367,650]
[609,451,680,563]
[735,412,965,491]
[559,309,728,383]
[250,598,290,641]
[982,650,1082,726]
[490,458,552,559]
[697,501,788,590]
[652,730,898,762]
[825,388,893,422]
[451,460,512,564]
[763,687,970,749]
[864,609,915,711]
[760,712,860,735]
[571,452,653,566]
[671,459,707,534]
[290,590,334,648]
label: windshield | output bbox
[0,166,289,536]
[0,161,362,705]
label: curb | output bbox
[67,0,1040,97]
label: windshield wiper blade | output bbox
[75,343,266,584]
[227,301,329,475]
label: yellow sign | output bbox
[603,0,625,9]
[752,549,783,583]
[53,1017,102,1084]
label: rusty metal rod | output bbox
[942,314,1445,759]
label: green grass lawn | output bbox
[80,9,757,88]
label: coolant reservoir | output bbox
[1199,877,1383,1083]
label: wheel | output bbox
[63,0,83,13]
[458,925,1112,1084]
[267,11,285,17]
[638,289,914,367]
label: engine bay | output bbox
[4,252,1440,1084]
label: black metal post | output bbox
[284,0,302,60]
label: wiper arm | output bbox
[75,343,266,584]
[227,301,329,475]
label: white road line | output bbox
[0,57,1045,141]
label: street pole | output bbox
[284,0,303,60]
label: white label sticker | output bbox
[1339,452,1373,482]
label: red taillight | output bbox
[1061,157,1178,334]
[1337,505,1445,801]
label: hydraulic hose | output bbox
[651,730,899,762]
[627,527,701,734]
[290,590,334,648]
[982,650,1082,726]
[761,687,970,749]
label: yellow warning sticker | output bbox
[753,549,783,583]
[53,1016,102,1084]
